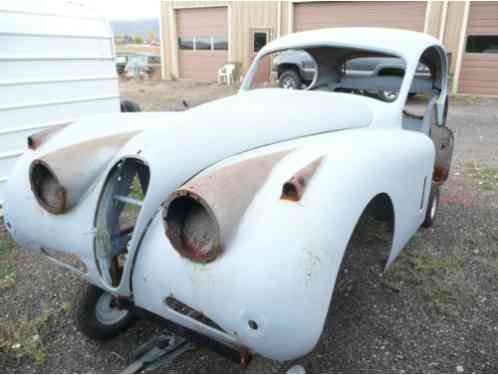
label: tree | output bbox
[133,35,144,44]
[147,31,157,43]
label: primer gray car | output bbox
[3,28,453,367]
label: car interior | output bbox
[254,46,445,137]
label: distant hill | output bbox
[110,19,159,39]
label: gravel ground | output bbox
[1,80,497,373]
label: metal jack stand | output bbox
[122,330,195,373]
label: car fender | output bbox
[131,128,435,360]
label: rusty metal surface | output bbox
[163,150,291,262]
[30,131,141,214]
[27,122,71,150]
[281,157,323,201]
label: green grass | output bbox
[0,237,14,257]
[0,310,51,368]
[129,175,145,200]
[0,237,16,290]
[385,249,465,317]
[0,264,16,290]
[464,162,498,191]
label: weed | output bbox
[385,252,465,317]
[0,268,16,290]
[464,162,498,191]
[0,310,51,368]
[62,302,72,314]
[0,237,14,257]
[405,233,422,251]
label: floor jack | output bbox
[122,330,195,373]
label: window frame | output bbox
[465,34,498,54]
[178,35,228,52]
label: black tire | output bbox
[120,99,141,112]
[279,69,302,90]
[377,89,398,102]
[280,357,316,373]
[422,184,440,228]
[75,284,134,340]
[117,65,125,75]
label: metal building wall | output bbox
[160,1,281,80]
[160,1,466,81]
[0,1,120,204]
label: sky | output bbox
[83,0,160,20]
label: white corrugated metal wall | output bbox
[0,0,120,204]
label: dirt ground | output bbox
[1,80,498,373]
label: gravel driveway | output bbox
[1,80,497,373]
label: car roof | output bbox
[261,27,443,63]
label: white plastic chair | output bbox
[217,64,236,86]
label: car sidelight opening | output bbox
[94,158,150,288]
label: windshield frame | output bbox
[240,43,415,105]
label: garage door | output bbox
[459,2,498,95]
[176,7,228,81]
[294,1,426,32]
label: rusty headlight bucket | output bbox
[28,131,141,215]
[163,191,222,263]
[29,160,67,214]
[162,150,295,263]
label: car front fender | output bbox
[131,128,435,361]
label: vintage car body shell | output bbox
[3,28,448,361]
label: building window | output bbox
[178,37,194,50]
[213,36,228,50]
[179,36,228,51]
[195,37,212,50]
[253,32,268,53]
[466,35,498,54]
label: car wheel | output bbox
[75,284,135,340]
[120,98,141,112]
[279,70,302,90]
[378,89,398,102]
[280,357,316,373]
[422,184,440,228]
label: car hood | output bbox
[26,89,375,196]
[122,89,376,171]
[181,88,373,136]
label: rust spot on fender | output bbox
[30,131,141,214]
[433,164,449,184]
[239,346,251,368]
[281,157,324,201]
[163,150,292,262]
[27,122,71,150]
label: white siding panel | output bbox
[0,11,109,37]
[2,78,118,108]
[0,35,113,59]
[0,0,103,20]
[0,1,119,204]
[0,98,120,130]
[1,59,116,82]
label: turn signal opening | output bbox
[281,182,299,201]
[29,160,66,214]
[164,194,221,263]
